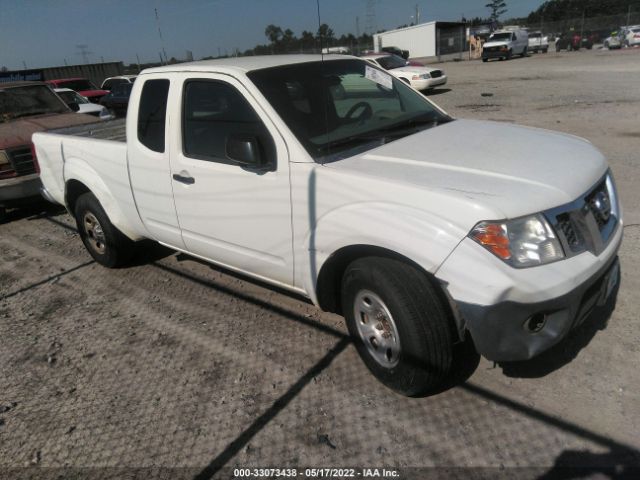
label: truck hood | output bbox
[0,112,98,149]
[324,119,608,219]
[483,41,510,48]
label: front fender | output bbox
[302,202,467,304]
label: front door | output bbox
[169,74,294,286]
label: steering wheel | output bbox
[345,102,373,123]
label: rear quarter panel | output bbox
[33,132,147,240]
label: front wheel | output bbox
[0,206,7,224]
[341,257,455,396]
[74,193,134,267]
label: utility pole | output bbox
[628,5,632,26]
[22,61,27,70]
[136,54,141,73]
[356,16,361,54]
[415,4,420,25]
[76,44,92,64]
[580,8,585,40]
[155,7,168,65]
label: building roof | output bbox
[0,81,46,89]
[142,54,352,75]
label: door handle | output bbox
[172,173,195,185]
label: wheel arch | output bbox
[315,245,462,340]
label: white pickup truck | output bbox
[528,31,550,53]
[33,55,623,396]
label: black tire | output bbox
[341,257,455,396]
[482,58,488,62]
[522,46,528,57]
[0,206,7,224]
[543,47,548,53]
[74,192,134,267]
[506,49,513,60]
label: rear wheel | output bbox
[522,46,528,57]
[74,193,134,267]
[506,49,513,60]
[341,257,455,396]
[482,58,488,62]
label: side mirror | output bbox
[226,134,263,168]
[68,102,80,112]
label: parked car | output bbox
[34,55,622,396]
[622,25,640,47]
[46,78,109,103]
[381,46,410,59]
[321,46,351,55]
[362,53,447,90]
[101,75,137,91]
[54,88,112,121]
[603,32,623,49]
[482,29,529,61]
[528,31,549,53]
[99,83,133,117]
[0,81,97,221]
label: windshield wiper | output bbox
[317,115,451,155]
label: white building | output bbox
[373,21,467,60]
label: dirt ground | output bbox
[1,48,639,479]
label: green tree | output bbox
[264,24,283,44]
[486,0,508,21]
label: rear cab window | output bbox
[137,79,170,153]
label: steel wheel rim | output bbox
[353,290,401,368]
[83,212,106,255]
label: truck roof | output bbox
[142,54,351,75]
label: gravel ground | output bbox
[1,48,639,479]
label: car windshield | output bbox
[376,55,407,70]
[248,59,451,162]
[57,79,97,91]
[0,85,68,121]
[490,33,512,41]
[57,91,89,105]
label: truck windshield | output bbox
[248,59,450,162]
[490,33,513,41]
[0,85,68,122]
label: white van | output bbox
[482,28,529,62]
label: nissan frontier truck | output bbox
[33,55,623,396]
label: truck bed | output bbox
[49,118,126,142]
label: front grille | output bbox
[556,213,583,252]
[431,70,442,78]
[548,174,619,258]
[9,147,36,176]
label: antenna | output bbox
[76,44,93,64]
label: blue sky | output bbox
[0,0,545,70]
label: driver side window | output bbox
[182,80,276,167]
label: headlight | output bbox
[469,214,565,268]
[422,73,431,79]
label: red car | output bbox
[46,78,108,103]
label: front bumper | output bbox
[411,76,448,90]
[0,174,42,205]
[457,253,620,361]
[437,216,623,362]
[482,49,510,59]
